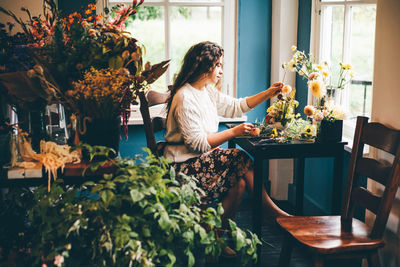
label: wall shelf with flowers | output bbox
[0,0,169,156]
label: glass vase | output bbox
[324,87,342,106]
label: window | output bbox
[100,0,236,96]
[312,0,376,139]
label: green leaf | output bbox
[130,189,144,203]
[100,190,115,206]
[167,252,176,267]
[143,206,156,215]
[108,56,123,69]
[185,249,195,267]
[142,226,151,237]
[158,212,171,231]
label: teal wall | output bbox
[295,0,312,118]
[237,0,272,123]
[119,124,229,158]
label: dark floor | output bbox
[205,198,361,267]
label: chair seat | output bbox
[277,216,385,255]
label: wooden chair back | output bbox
[341,116,400,239]
[138,89,169,156]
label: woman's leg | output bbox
[243,168,290,218]
[221,178,246,228]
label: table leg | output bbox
[295,157,305,215]
[332,149,344,214]
[228,139,235,149]
[253,157,264,267]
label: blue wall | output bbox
[119,124,229,158]
[237,0,272,123]
[295,0,312,117]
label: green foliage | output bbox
[6,148,260,266]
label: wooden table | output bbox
[228,136,347,266]
[0,163,117,188]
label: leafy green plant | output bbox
[20,148,260,266]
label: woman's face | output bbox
[207,56,223,84]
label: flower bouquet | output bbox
[264,85,298,129]
[282,45,354,142]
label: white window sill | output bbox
[127,104,247,125]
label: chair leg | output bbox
[278,234,294,267]
[367,251,381,267]
[313,254,324,267]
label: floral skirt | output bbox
[172,148,252,205]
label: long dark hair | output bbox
[166,41,224,117]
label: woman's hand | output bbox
[232,123,254,137]
[246,82,284,109]
[266,82,284,98]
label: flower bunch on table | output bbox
[264,85,299,128]
[283,118,317,141]
[304,103,346,123]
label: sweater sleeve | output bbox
[174,97,212,153]
[207,86,252,118]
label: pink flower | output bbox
[308,72,319,80]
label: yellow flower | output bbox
[291,45,297,51]
[349,71,355,77]
[317,65,324,71]
[267,106,273,113]
[308,79,326,98]
[341,63,352,70]
[322,71,330,77]
[270,128,278,138]
[303,126,313,136]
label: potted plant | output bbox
[0,149,261,266]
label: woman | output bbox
[164,41,289,234]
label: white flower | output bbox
[282,84,292,94]
[330,105,346,120]
[54,255,64,267]
[314,111,324,121]
[288,60,296,72]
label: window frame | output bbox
[98,0,237,97]
[310,0,377,141]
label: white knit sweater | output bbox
[163,83,251,162]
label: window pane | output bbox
[321,5,344,80]
[170,6,222,82]
[348,5,376,119]
[123,5,167,91]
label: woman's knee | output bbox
[237,178,246,193]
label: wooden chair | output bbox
[138,89,169,157]
[277,116,400,267]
